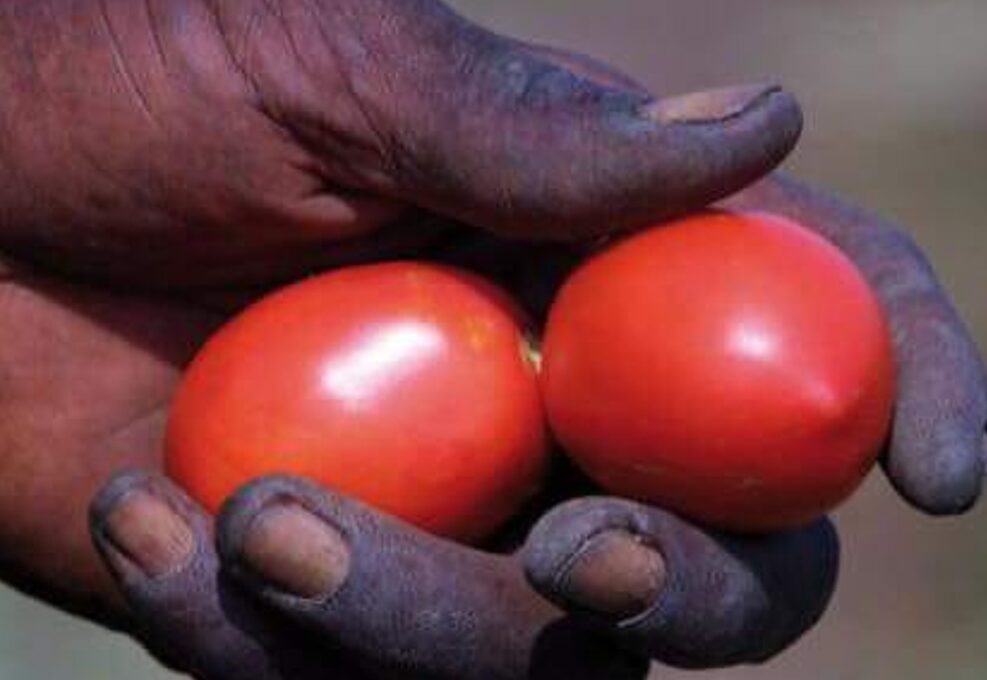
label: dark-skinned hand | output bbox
[0,0,980,678]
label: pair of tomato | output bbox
[166,211,895,541]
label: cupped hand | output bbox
[0,0,800,632]
[84,173,987,680]
[87,471,835,680]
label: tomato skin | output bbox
[541,211,895,532]
[166,262,548,543]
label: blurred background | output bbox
[1,0,984,678]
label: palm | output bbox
[0,262,221,626]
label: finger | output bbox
[217,0,802,239]
[523,497,839,669]
[89,470,360,680]
[725,175,987,513]
[215,475,648,680]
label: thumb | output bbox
[220,0,801,239]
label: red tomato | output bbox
[166,262,548,543]
[541,211,895,532]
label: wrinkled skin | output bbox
[0,0,798,286]
[0,0,983,678]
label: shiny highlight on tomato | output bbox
[166,262,548,543]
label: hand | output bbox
[84,173,987,679]
[0,0,797,288]
[87,472,836,679]
[0,0,799,630]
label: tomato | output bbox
[541,211,895,532]
[166,262,548,543]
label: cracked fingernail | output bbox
[240,504,350,599]
[645,84,782,124]
[556,530,666,618]
[104,490,194,578]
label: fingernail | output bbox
[556,530,666,619]
[104,491,195,577]
[645,84,781,124]
[240,504,350,599]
